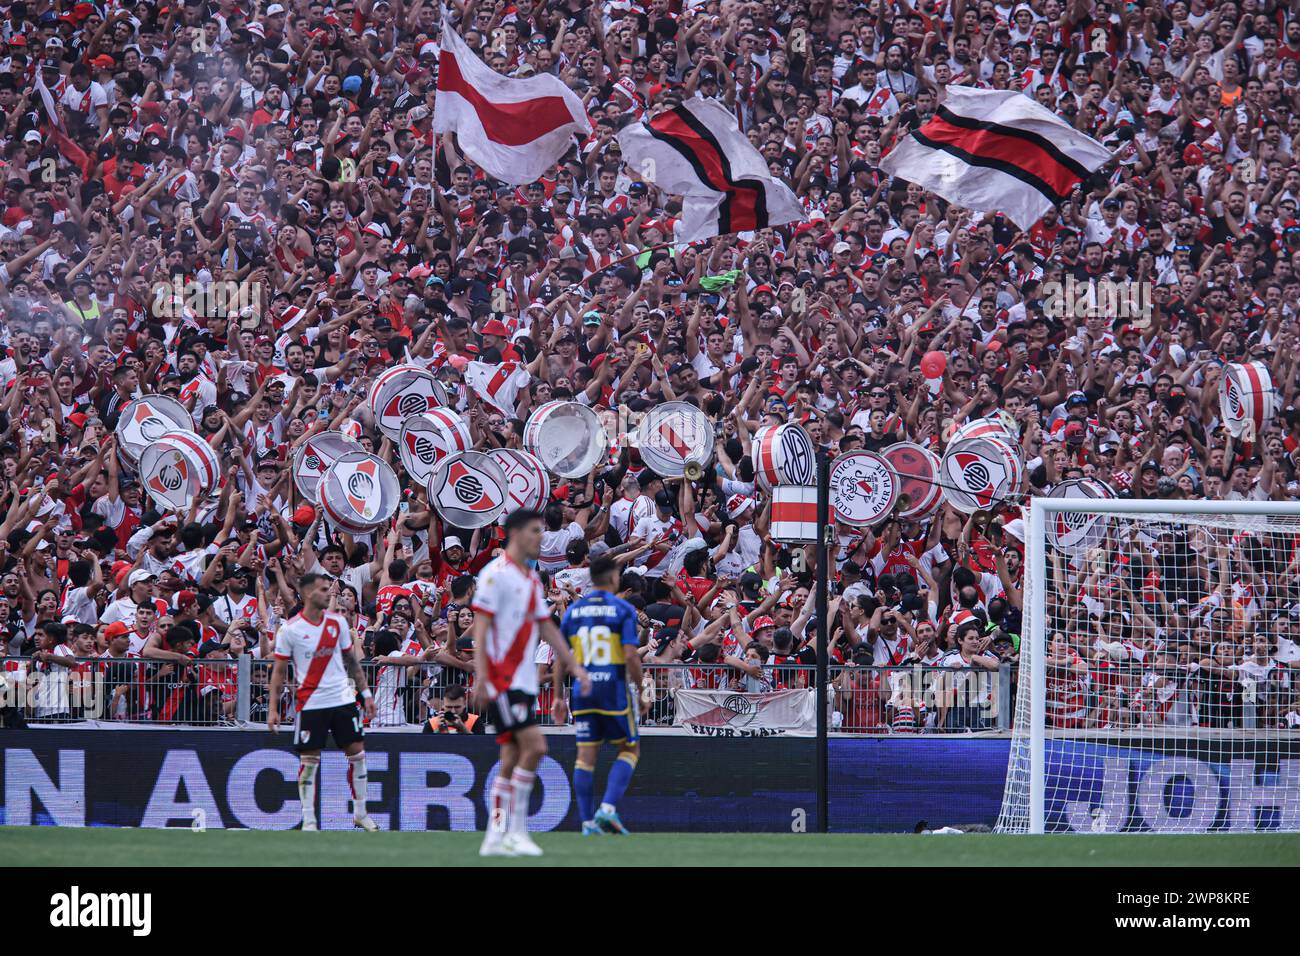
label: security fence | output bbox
[1,657,1017,733]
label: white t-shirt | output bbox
[472,554,549,695]
[272,611,356,711]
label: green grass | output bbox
[3,827,1297,866]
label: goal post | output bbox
[998,497,1300,834]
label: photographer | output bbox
[422,684,482,734]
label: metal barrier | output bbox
[1,656,242,726]
[3,657,1017,733]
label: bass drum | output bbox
[523,401,608,478]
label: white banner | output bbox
[673,688,816,736]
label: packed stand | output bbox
[0,0,1298,734]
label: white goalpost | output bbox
[997,498,1300,833]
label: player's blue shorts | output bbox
[573,708,639,745]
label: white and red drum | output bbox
[115,395,193,465]
[634,401,715,478]
[138,430,221,511]
[882,442,943,520]
[1045,477,1115,556]
[949,413,1020,445]
[487,448,551,515]
[292,430,360,500]
[367,364,448,440]
[398,408,472,487]
[940,435,1023,514]
[751,423,816,490]
[428,450,508,529]
[523,400,608,478]
[1220,361,1275,440]
[828,450,899,527]
[317,451,400,534]
[770,485,820,543]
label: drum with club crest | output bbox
[398,408,472,487]
[949,413,1020,445]
[367,364,448,440]
[292,430,360,501]
[828,450,899,527]
[634,401,715,479]
[317,451,400,533]
[882,442,943,520]
[486,448,551,515]
[1045,477,1115,556]
[138,430,221,511]
[940,435,1023,514]
[115,395,193,465]
[523,401,608,478]
[1220,361,1274,440]
[751,423,816,490]
[428,450,508,529]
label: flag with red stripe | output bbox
[880,87,1112,230]
[464,359,530,415]
[617,95,806,242]
[434,22,591,184]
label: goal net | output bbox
[997,499,1300,833]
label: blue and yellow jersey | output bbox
[561,590,639,715]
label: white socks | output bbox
[348,752,369,820]
[298,755,320,828]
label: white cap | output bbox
[265,2,287,14]
[443,535,464,552]
[127,568,157,587]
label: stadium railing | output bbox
[2,657,1018,733]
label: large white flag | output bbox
[673,688,817,735]
[880,87,1112,229]
[434,24,591,184]
[618,96,806,242]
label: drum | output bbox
[114,395,193,465]
[751,422,816,490]
[138,431,220,511]
[486,448,551,514]
[949,413,1020,445]
[1221,361,1274,440]
[1045,477,1114,556]
[770,485,820,543]
[292,431,360,501]
[317,451,400,533]
[634,401,715,478]
[882,442,943,520]
[523,401,608,478]
[367,364,447,440]
[940,435,1023,514]
[828,450,899,527]
[428,450,508,529]
[398,408,473,487]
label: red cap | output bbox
[176,590,197,608]
[480,317,510,338]
[292,504,316,525]
[225,126,245,144]
[751,616,776,631]
[104,622,130,639]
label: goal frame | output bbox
[1020,497,1300,834]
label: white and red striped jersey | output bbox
[472,553,549,695]
[272,611,356,711]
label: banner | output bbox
[673,688,816,735]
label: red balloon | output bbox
[920,351,947,379]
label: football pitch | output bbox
[5,826,1298,866]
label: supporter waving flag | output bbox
[617,95,806,243]
[434,21,592,184]
[464,359,531,416]
[880,87,1113,230]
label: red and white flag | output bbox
[880,87,1112,230]
[617,95,806,242]
[434,23,591,184]
[464,359,531,415]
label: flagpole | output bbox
[815,445,830,834]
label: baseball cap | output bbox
[443,535,465,552]
[127,569,157,587]
[654,489,675,509]
[751,616,776,631]
[104,622,131,640]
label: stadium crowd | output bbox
[1,0,1300,735]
